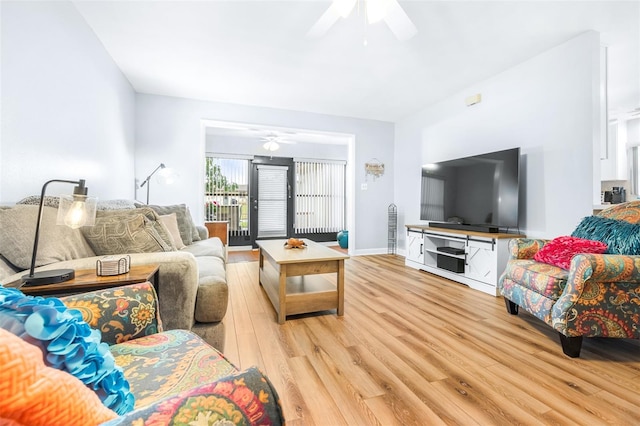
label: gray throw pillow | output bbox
[185,207,201,242]
[16,195,60,208]
[94,208,176,250]
[81,211,174,255]
[0,205,96,270]
[96,199,137,211]
[135,203,200,245]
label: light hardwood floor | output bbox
[222,253,640,425]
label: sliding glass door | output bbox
[206,154,346,246]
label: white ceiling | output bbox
[73,0,640,124]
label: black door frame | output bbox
[250,155,295,247]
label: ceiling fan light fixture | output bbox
[366,0,390,24]
[263,141,280,151]
[309,0,416,41]
[334,0,357,18]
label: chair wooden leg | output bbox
[504,298,519,315]
[559,333,583,358]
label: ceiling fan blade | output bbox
[383,0,417,41]
[306,4,342,38]
[260,136,297,145]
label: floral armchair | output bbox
[498,202,640,358]
[0,282,284,425]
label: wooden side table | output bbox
[205,221,229,245]
[16,264,160,297]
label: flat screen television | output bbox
[420,147,520,232]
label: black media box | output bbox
[436,246,465,273]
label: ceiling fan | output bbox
[260,133,297,152]
[307,0,417,42]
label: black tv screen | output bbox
[420,147,520,229]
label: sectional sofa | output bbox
[0,198,229,349]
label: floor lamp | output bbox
[21,179,97,287]
[139,163,166,204]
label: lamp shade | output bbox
[57,194,97,228]
[140,163,177,204]
[156,167,179,185]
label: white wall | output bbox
[395,31,601,246]
[0,1,136,203]
[136,94,394,253]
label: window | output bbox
[294,160,346,234]
[205,156,249,238]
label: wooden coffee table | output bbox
[256,239,349,324]
[15,264,160,297]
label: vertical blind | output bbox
[205,156,250,238]
[294,160,346,233]
[257,165,288,238]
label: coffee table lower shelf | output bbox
[259,259,340,323]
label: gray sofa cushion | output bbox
[136,203,201,245]
[81,209,175,255]
[194,256,228,323]
[181,238,226,263]
[0,205,95,270]
[0,256,19,281]
[195,255,227,281]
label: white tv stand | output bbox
[405,225,524,296]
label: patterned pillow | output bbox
[0,205,96,270]
[572,215,640,254]
[81,210,175,256]
[135,203,200,245]
[92,208,175,250]
[534,236,608,270]
[61,282,162,344]
[0,287,134,415]
[0,329,118,425]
